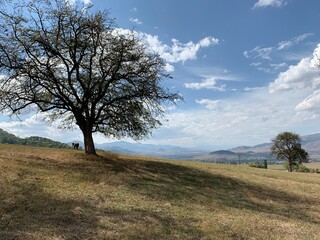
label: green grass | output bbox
[0,144,320,239]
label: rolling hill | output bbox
[0,144,319,239]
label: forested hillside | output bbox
[0,128,69,149]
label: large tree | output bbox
[0,0,180,155]
[270,132,309,172]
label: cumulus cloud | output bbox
[129,18,142,25]
[145,36,219,63]
[269,43,320,116]
[185,77,226,91]
[150,86,314,149]
[269,44,320,93]
[114,29,219,68]
[295,90,320,113]
[253,0,285,9]
[164,63,175,72]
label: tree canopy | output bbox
[270,132,309,172]
[0,0,181,155]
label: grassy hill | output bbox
[0,144,319,239]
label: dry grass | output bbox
[0,143,319,239]
[268,162,320,171]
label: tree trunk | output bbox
[83,130,96,155]
[79,122,97,155]
[288,157,293,172]
[76,116,97,155]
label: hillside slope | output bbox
[0,144,319,239]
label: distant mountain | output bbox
[2,126,320,161]
[69,133,320,161]
[228,133,320,155]
[210,150,236,155]
[0,128,69,149]
[301,133,320,154]
[229,143,272,153]
[96,141,192,154]
[221,133,320,162]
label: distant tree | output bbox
[0,0,180,155]
[271,132,309,172]
[263,159,267,169]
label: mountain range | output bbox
[70,133,320,162]
[229,133,320,154]
[1,127,320,162]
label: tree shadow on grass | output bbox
[118,159,320,225]
[0,162,205,239]
[0,169,100,239]
[3,154,319,239]
[35,155,320,224]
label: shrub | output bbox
[248,161,267,169]
[284,163,311,173]
[296,164,310,173]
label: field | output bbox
[268,162,320,171]
[0,144,320,239]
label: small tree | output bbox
[271,132,309,172]
[0,0,181,155]
[263,159,267,169]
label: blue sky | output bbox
[1,0,320,150]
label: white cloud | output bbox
[250,62,262,67]
[150,87,315,149]
[3,86,316,150]
[164,63,175,72]
[65,0,91,5]
[142,34,219,63]
[269,43,320,116]
[253,0,285,9]
[185,77,226,91]
[295,90,320,113]
[243,46,274,60]
[114,28,219,66]
[129,18,142,25]
[269,45,320,93]
[244,33,313,62]
[243,87,264,92]
[195,99,224,110]
[82,0,91,4]
[270,62,287,70]
[277,33,313,50]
